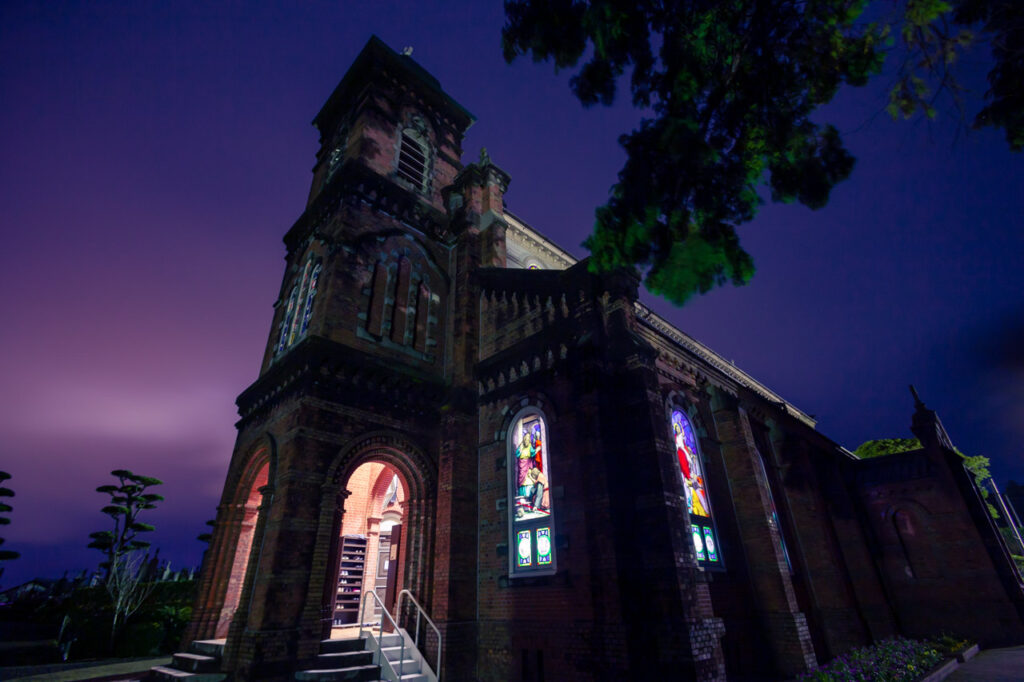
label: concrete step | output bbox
[389,658,420,675]
[320,637,367,654]
[316,650,373,667]
[294,663,381,681]
[370,632,402,647]
[189,638,227,657]
[172,652,220,673]
[396,674,427,682]
[151,664,226,681]
[382,645,405,661]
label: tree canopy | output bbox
[502,0,1022,304]
[88,469,164,578]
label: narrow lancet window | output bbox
[509,410,555,576]
[671,409,723,568]
[276,254,321,356]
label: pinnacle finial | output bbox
[479,147,491,165]
[909,384,925,409]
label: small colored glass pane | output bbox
[671,410,712,520]
[300,263,321,334]
[692,523,706,561]
[517,530,532,567]
[278,287,298,353]
[703,526,718,562]
[513,415,550,524]
[536,527,552,565]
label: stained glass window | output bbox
[509,411,555,575]
[536,528,552,565]
[753,443,793,573]
[671,409,724,569]
[276,254,321,357]
[517,530,532,567]
[703,526,718,562]
[692,524,706,561]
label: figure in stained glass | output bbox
[672,410,711,519]
[514,416,550,522]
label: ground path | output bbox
[947,645,1024,681]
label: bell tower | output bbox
[257,36,476,377]
[187,37,492,680]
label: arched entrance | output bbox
[185,442,274,645]
[330,462,408,633]
[307,432,437,643]
[216,459,269,637]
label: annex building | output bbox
[176,37,1024,681]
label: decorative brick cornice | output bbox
[504,211,577,270]
[236,336,447,424]
[634,302,816,428]
[284,160,452,254]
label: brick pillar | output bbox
[299,485,349,647]
[361,516,381,623]
[222,483,275,670]
[713,402,817,677]
[184,501,245,643]
[225,459,326,679]
[431,408,477,680]
[591,270,726,680]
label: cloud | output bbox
[1,381,235,443]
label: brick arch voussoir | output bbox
[228,433,279,507]
[665,388,711,441]
[883,499,936,527]
[496,393,559,442]
[369,465,406,514]
[326,430,435,503]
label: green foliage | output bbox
[931,633,971,657]
[0,470,20,565]
[503,0,1023,304]
[197,519,215,545]
[87,469,164,577]
[797,637,943,681]
[854,438,923,458]
[854,438,1000,518]
[3,579,197,661]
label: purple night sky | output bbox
[1,2,1021,587]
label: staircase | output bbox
[151,638,226,680]
[295,631,432,682]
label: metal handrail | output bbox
[396,589,442,681]
[358,588,404,682]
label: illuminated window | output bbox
[277,255,321,355]
[671,409,723,568]
[509,410,555,576]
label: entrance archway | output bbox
[216,459,269,637]
[306,432,437,643]
[332,462,407,633]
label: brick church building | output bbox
[178,37,1024,681]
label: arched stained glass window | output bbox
[276,254,321,357]
[509,410,555,575]
[671,409,723,568]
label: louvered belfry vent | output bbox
[397,133,427,190]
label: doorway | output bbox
[331,462,406,635]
